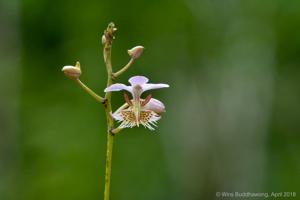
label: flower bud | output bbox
[62,61,81,79]
[143,98,166,113]
[101,34,107,45]
[128,46,144,59]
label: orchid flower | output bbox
[104,76,169,130]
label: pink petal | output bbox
[142,83,169,92]
[128,76,149,86]
[143,98,166,113]
[104,83,132,93]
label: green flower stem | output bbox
[63,22,134,200]
[112,58,135,78]
[103,23,116,200]
[104,126,113,200]
[75,79,104,103]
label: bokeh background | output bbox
[1,0,300,199]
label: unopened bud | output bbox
[128,46,144,59]
[101,34,106,45]
[62,61,81,79]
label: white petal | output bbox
[128,76,149,86]
[142,83,169,92]
[112,112,123,121]
[104,83,132,93]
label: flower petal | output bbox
[128,76,149,86]
[112,111,123,121]
[104,83,132,93]
[143,98,166,113]
[142,83,169,92]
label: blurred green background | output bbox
[1,0,300,199]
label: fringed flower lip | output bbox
[104,75,169,130]
[112,105,162,130]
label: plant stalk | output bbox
[112,58,134,78]
[103,23,115,200]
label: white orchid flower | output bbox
[104,76,169,130]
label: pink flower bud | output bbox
[128,46,144,59]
